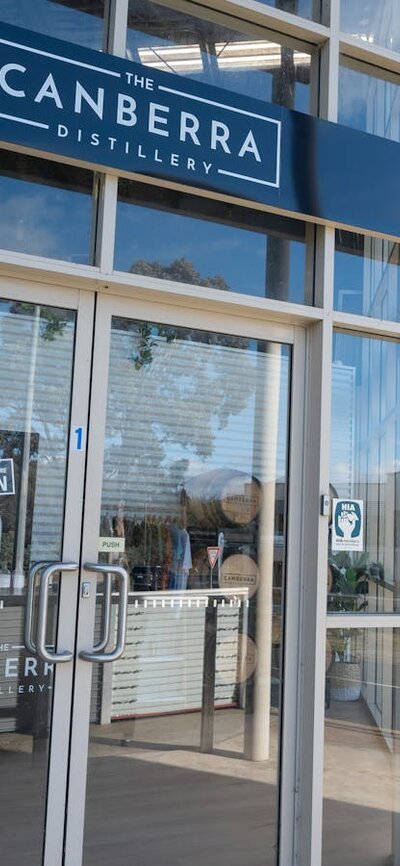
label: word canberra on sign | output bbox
[1,25,400,235]
[332,499,364,552]
[0,23,280,198]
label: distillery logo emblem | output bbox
[0,23,281,195]
[332,499,364,552]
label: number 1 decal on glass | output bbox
[71,425,86,452]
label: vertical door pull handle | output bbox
[79,563,128,663]
[24,560,56,654]
[92,568,112,653]
[36,561,79,663]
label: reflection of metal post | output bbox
[392,627,400,866]
[14,306,40,587]
[392,473,400,864]
[244,344,282,761]
[200,598,218,752]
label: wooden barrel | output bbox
[185,469,262,528]
[219,553,259,597]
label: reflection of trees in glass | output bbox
[104,315,258,570]
[109,317,251,459]
[130,256,230,293]
[127,256,244,371]
[9,302,68,341]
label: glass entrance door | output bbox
[0,285,94,866]
[66,296,295,866]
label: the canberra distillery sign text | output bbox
[0,23,281,198]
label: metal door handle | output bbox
[24,560,56,654]
[80,563,112,652]
[79,563,128,663]
[36,561,79,663]
[93,570,112,652]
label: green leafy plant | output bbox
[328,550,369,613]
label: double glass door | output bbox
[0,285,299,866]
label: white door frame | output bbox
[64,290,306,866]
[0,277,95,866]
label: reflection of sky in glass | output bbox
[341,0,400,54]
[160,346,290,483]
[0,175,93,263]
[339,63,400,142]
[334,235,400,320]
[104,326,290,522]
[259,0,318,20]
[334,246,365,315]
[115,201,306,302]
[0,0,105,49]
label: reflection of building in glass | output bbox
[330,360,356,499]
[341,0,400,53]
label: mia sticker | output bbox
[332,499,364,551]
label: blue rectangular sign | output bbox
[0,23,400,238]
[0,23,280,197]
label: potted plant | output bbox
[328,550,369,614]
[327,627,362,701]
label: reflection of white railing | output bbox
[123,588,250,609]
[96,588,250,736]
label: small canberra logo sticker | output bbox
[332,499,364,551]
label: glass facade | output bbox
[324,628,400,866]
[340,0,400,55]
[0,152,95,264]
[0,2,399,866]
[82,319,290,865]
[0,0,106,49]
[126,0,314,114]
[334,230,400,320]
[329,331,400,613]
[261,0,320,19]
[115,180,312,303]
[338,57,400,141]
[0,300,76,866]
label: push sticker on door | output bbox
[332,499,364,551]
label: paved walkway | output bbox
[0,699,398,865]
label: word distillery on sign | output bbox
[0,23,280,201]
[1,23,400,235]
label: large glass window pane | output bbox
[259,0,320,20]
[324,628,400,865]
[0,0,105,50]
[0,300,76,866]
[0,151,95,264]
[329,332,400,613]
[340,0,400,55]
[126,0,315,114]
[339,57,400,142]
[82,319,291,866]
[115,180,312,304]
[334,230,400,320]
